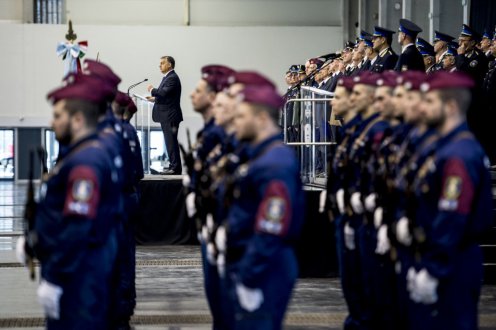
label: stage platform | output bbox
[136,175,338,278]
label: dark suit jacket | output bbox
[319,77,334,92]
[151,70,183,125]
[394,45,425,71]
[371,48,398,73]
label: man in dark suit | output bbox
[395,19,425,71]
[370,26,398,72]
[147,56,183,174]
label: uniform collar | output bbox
[437,122,470,148]
[248,133,282,159]
[402,43,414,53]
[62,133,99,159]
[379,47,389,57]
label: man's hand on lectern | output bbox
[147,84,154,92]
[146,96,155,102]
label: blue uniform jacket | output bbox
[413,123,493,278]
[225,134,305,287]
[35,133,119,285]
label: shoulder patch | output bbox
[63,165,100,219]
[255,181,291,236]
[438,158,474,214]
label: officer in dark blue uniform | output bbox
[483,32,496,96]
[406,72,493,330]
[185,64,234,330]
[325,76,364,330]
[371,26,398,72]
[416,39,436,74]
[456,24,489,87]
[83,59,138,330]
[112,91,144,328]
[220,82,304,330]
[283,65,302,142]
[32,74,119,329]
[480,29,494,61]
[395,19,425,72]
[455,24,492,166]
[431,31,456,73]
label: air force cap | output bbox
[398,19,422,38]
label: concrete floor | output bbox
[0,181,495,329]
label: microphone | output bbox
[127,78,148,96]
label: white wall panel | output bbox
[0,24,342,145]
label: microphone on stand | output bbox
[127,78,148,96]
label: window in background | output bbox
[0,130,15,180]
[34,0,63,24]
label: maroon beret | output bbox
[83,59,121,88]
[336,76,355,91]
[114,91,132,106]
[127,100,137,114]
[308,58,324,68]
[376,71,399,88]
[239,86,285,110]
[63,72,116,102]
[47,73,110,104]
[228,71,276,89]
[401,71,427,91]
[353,72,380,87]
[420,71,475,92]
[201,65,235,92]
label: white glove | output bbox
[375,224,390,255]
[16,236,27,265]
[344,223,355,250]
[396,217,412,246]
[408,268,439,304]
[215,225,227,253]
[37,280,63,320]
[182,174,191,188]
[350,192,364,214]
[318,190,327,213]
[185,192,196,218]
[406,267,417,293]
[374,207,383,229]
[201,225,209,243]
[206,242,217,265]
[336,189,345,214]
[236,282,264,312]
[217,253,226,278]
[206,214,214,233]
[365,193,377,212]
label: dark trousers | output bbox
[160,121,182,173]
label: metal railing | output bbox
[283,86,337,188]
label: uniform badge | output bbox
[469,60,478,68]
[265,197,286,222]
[443,176,461,200]
[63,166,99,219]
[256,181,290,236]
[438,176,462,211]
[72,179,93,202]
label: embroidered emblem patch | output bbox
[72,179,93,202]
[469,60,478,68]
[265,197,286,222]
[256,181,291,236]
[443,176,461,200]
